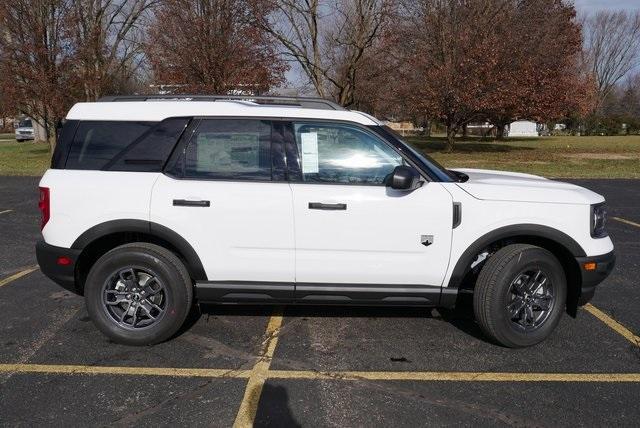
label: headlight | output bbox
[591,203,608,238]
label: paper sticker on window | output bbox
[300,132,319,174]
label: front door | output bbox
[287,122,453,300]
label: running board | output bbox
[194,281,456,307]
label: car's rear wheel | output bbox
[473,244,566,348]
[85,243,193,345]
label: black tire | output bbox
[473,244,566,348]
[85,243,193,346]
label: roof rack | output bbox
[97,95,346,111]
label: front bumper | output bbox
[575,250,615,304]
[35,240,82,294]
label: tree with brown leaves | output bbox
[146,0,287,94]
[394,0,592,150]
[0,0,78,146]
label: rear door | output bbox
[150,119,295,291]
[286,121,453,302]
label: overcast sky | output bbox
[574,0,639,13]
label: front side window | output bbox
[183,119,272,180]
[293,122,403,184]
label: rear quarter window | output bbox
[65,121,154,170]
[61,119,188,171]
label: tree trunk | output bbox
[496,123,507,140]
[462,123,468,138]
[445,125,456,152]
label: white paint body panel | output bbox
[454,168,605,205]
[66,101,378,125]
[440,183,614,288]
[149,174,295,282]
[290,182,454,285]
[39,170,158,247]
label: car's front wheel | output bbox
[473,244,566,348]
[85,243,193,346]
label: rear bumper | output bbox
[35,240,82,294]
[575,250,615,304]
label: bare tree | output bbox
[583,10,640,112]
[70,0,158,101]
[253,0,390,107]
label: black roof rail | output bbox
[97,95,346,111]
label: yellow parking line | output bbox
[269,370,640,382]
[0,209,12,215]
[0,265,39,288]
[233,309,284,428]
[2,363,639,383]
[584,303,640,347]
[613,216,640,229]
[0,363,251,378]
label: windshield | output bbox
[381,126,456,182]
[18,119,32,128]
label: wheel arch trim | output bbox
[446,223,586,289]
[71,219,207,281]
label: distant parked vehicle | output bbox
[15,118,34,142]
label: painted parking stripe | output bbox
[233,309,284,428]
[0,363,251,378]
[1,363,639,383]
[0,265,39,288]
[612,216,640,229]
[0,209,12,215]
[584,303,640,347]
[269,370,640,382]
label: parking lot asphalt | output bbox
[0,176,639,427]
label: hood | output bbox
[452,168,604,205]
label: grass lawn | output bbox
[0,134,639,178]
[406,135,640,179]
[0,140,50,176]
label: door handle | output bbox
[308,202,347,210]
[173,199,210,207]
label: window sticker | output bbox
[300,132,319,174]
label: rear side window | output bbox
[66,121,154,170]
[181,119,272,180]
[61,119,188,171]
[106,118,189,172]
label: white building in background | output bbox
[508,120,538,137]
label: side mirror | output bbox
[385,165,423,191]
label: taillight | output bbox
[39,187,50,230]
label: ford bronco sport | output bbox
[36,95,615,347]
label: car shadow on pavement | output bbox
[176,299,490,344]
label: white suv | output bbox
[36,95,615,347]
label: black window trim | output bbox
[52,119,80,169]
